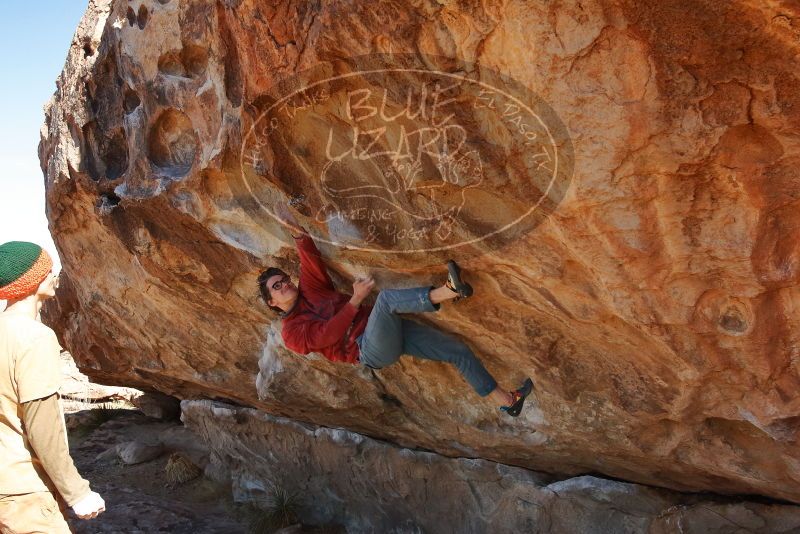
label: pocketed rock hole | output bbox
[82,40,94,57]
[126,7,136,26]
[137,5,149,30]
[84,123,129,181]
[147,109,198,177]
[103,129,130,180]
[158,45,208,78]
[719,308,748,334]
[97,193,122,215]
[716,301,753,336]
[158,52,185,77]
[123,88,141,113]
[181,45,209,77]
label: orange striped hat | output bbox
[0,242,54,300]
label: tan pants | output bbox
[0,492,71,534]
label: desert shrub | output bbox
[241,484,300,534]
[164,453,202,486]
[90,402,120,425]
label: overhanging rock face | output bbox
[41,0,800,502]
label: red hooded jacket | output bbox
[280,234,372,363]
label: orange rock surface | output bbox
[40,0,800,502]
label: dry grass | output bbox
[165,453,202,486]
[62,396,136,414]
[64,399,136,444]
[91,402,123,424]
[241,484,301,534]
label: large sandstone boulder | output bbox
[40,0,800,503]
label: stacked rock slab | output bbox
[182,400,800,534]
[40,0,800,503]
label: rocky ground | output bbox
[58,351,244,533]
[66,412,246,534]
[59,353,343,533]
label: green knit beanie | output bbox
[0,242,54,300]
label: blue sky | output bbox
[0,2,88,271]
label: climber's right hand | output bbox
[351,277,376,306]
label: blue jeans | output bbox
[356,287,498,397]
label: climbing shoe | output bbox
[501,378,534,417]
[445,259,473,301]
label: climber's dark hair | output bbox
[258,267,288,314]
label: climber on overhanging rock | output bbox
[257,204,534,417]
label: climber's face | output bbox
[266,274,297,310]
